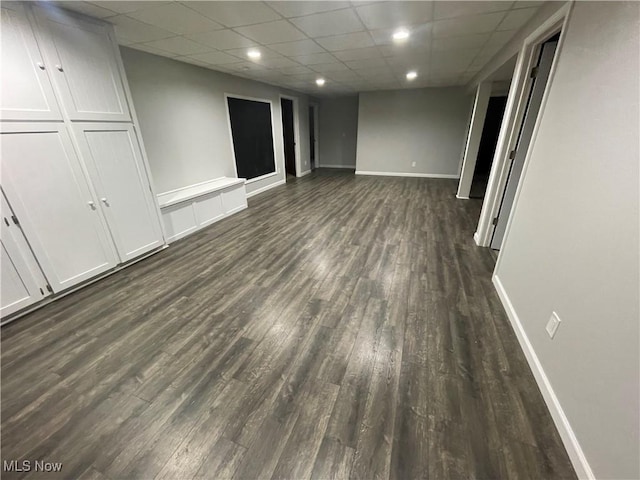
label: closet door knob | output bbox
[37,62,45,70]
[56,64,63,72]
[101,198,109,206]
[88,201,96,210]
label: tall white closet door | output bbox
[72,124,164,262]
[0,2,61,121]
[32,7,131,122]
[1,192,50,318]
[1,123,118,292]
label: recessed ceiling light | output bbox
[316,78,326,86]
[393,29,410,41]
[406,71,418,80]
[247,49,261,59]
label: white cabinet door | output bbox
[72,123,164,262]
[1,192,50,318]
[0,2,62,121]
[1,123,118,292]
[33,7,131,122]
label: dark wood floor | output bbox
[1,170,575,480]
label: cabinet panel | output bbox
[1,192,50,318]
[33,7,131,122]
[73,124,164,262]
[0,2,61,121]
[1,123,118,292]
[194,193,225,227]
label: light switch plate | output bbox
[546,311,561,339]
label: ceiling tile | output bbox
[378,44,430,57]
[433,1,512,20]
[127,3,224,34]
[181,1,282,27]
[188,51,244,65]
[176,56,210,67]
[498,7,538,31]
[310,62,351,73]
[483,30,516,50]
[290,52,339,65]
[141,36,211,55]
[279,65,314,75]
[290,9,364,37]
[333,46,382,61]
[267,1,351,18]
[256,56,301,69]
[432,12,506,37]
[268,39,325,56]
[186,29,257,49]
[324,70,361,82]
[54,1,118,18]
[355,2,434,30]
[130,43,179,58]
[224,46,281,60]
[315,31,374,51]
[90,1,168,14]
[235,20,307,44]
[109,15,175,43]
[345,56,388,69]
[431,33,490,52]
[369,23,431,46]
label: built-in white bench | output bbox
[157,177,247,243]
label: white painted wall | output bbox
[120,47,312,197]
[355,88,472,177]
[494,2,639,479]
[318,95,358,168]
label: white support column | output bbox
[456,82,492,199]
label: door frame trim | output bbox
[309,102,320,170]
[474,2,572,248]
[279,94,301,177]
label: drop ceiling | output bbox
[51,1,544,96]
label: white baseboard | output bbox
[473,231,482,246]
[317,164,356,169]
[246,179,286,198]
[492,275,595,480]
[355,170,460,179]
[456,194,470,199]
[298,169,312,177]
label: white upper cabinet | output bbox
[0,2,62,121]
[33,6,131,122]
[1,192,50,318]
[1,123,119,292]
[72,123,164,262]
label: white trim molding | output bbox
[246,179,286,198]
[299,169,312,177]
[318,164,356,169]
[356,171,459,179]
[493,275,595,480]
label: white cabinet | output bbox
[33,6,131,122]
[1,192,50,318]
[0,2,62,121]
[1,123,118,292]
[72,123,164,262]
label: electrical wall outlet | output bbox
[546,311,561,339]
[411,161,416,167]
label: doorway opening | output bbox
[280,96,297,180]
[309,103,319,170]
[469,96,507,199]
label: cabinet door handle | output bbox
[101,198,109,206]
[88,201,96,210]
[37,62,45,70]
[56,64,63,72]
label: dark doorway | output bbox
[469,96,508,199]
[281,98,296,178]
[309,105,316,170]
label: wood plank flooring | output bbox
[1,170,576,479]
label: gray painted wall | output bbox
[494,2,639,478]
[318,95,358,168]
[355,88,472,177]
[120,47,312,196]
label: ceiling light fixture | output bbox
[247,49,261,59]
[393,29,410,41]
[406,71,418,80]
[316,78,326,86]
